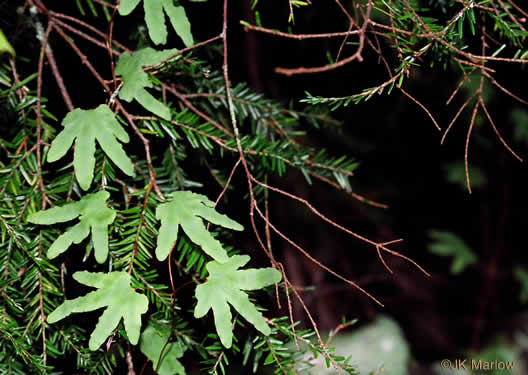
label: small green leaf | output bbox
[119,0,194,46]
[0,29,15,56]
[156,191,243,263]
[47,104,133,190]
[28,191,116,263]
[428,230,477,274]
[140,323,186,375]
[116,48,178,120]
[47,271,149,351]
[194,255,282,348]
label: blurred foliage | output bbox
[444,161,487,190]
[514,267,528,304]
[309,316,410,375]
[428,230,477,275]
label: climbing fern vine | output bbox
[2,0,525,373]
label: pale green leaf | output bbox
[194,255,282,348]
[140,324,186,375]
[155,191,243,263]
[0,29,15,56]
[160,0,193,47]
[118,0,141,15]
[28,191,116,263]
[47,271,149,351]
[118,0,194,46]
[47,104,133,190]
[115,48,177,120]
[428,230,477,274]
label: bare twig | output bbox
[400,87,441,131]
[242,23,361,39]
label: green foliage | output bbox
[7,0,526,372]
[155,191,243,262]
[512,108,528,145]
[116,48,178,120]
[299,0,528,108]
[194,255,282,348]
[28,191,116,263]
[139,322,186,375]
[444,162,487,190]
[0,29,15,56]
[47,271,149,350]
[428,230,477,274]
[238,316,359,375]
[514,266,528,304]
[0,5,376,371]
[118,0,194,46]
[0,18,370,373]
[75,0,112,19]
[47,104,133,190]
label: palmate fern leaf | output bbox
[28,191,117,263]
[194,255,281,348]
[47,105,134,190]
[155,191,243,262]
[116,48,178,120]
[140,322,186,375]
[118,0,193,46]
[48,271,149,350]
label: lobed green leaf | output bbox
[116,48,178,120]
[47,105,133,190]
[194,255,281,348]
[47,271,149,351]
[28,191,116,263]
[118,0,194,46]
[139,323,186,375]
[155,190,243,263]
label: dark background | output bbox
[224,0,528,365]
[213,0,528,362]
